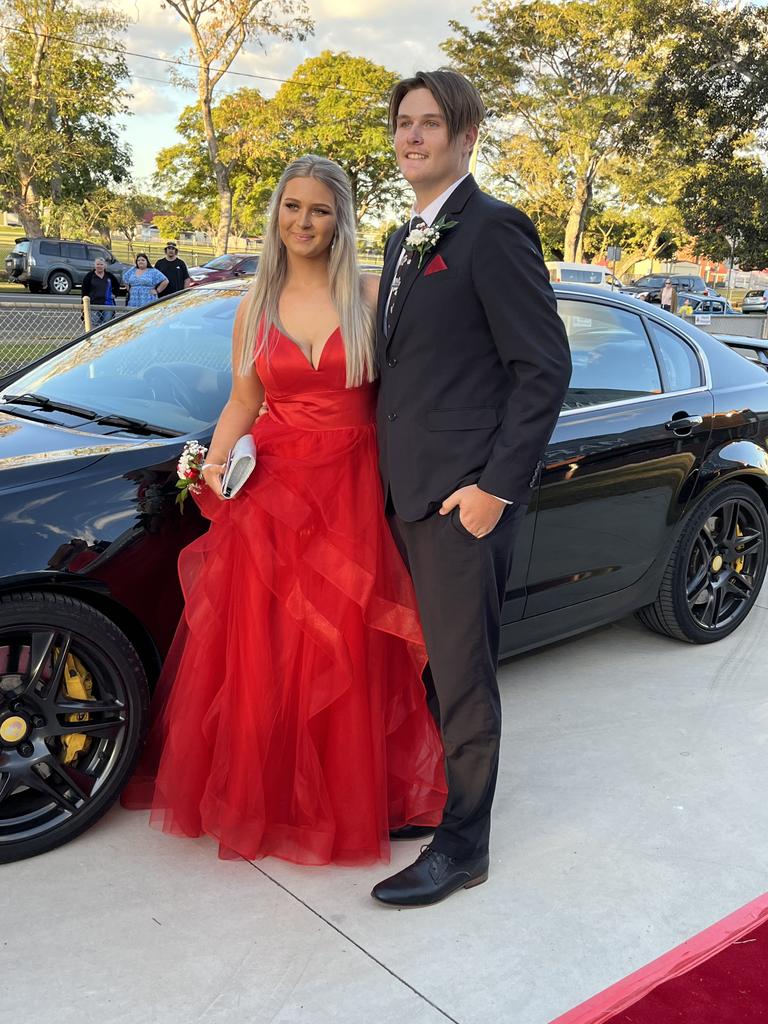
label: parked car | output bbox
[2,281,768,864]
[546,261,624,289]
[187,253,259,285]
[622,273,716,303]
[4,237,131,295]
[741,288,768,314]
[677,293,739,316]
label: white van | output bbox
[546,261,623,289]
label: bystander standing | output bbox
[660,278,678,313]
[81,257,120,327]
[154,242,192,295]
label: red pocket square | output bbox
[424,254,448,276]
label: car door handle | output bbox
[665,414,703,434]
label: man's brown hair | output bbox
[388,69,485,142]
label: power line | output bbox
[0,22,384,98]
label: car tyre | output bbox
[637,482,768,644]
[0,591,149,863]
[27,281,43,294]
[47,271,73,295]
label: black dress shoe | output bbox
[371,846,489,907]
[388,824,435,842]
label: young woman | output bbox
[123,253,168,308]
[122,155,446,865]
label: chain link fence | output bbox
[0,300,131,377]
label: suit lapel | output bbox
[384,175,479,350]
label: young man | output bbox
[154,242,192,294]
[372,70,572,908]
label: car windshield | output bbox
[203,254,238,271]
[635,276,666,288]
[2,288,241,434]
[745,290,766,298]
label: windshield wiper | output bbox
[96,413,181,438]
[3,393,182,437]
[2,392,101,419]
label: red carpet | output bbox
[550,893,768,1024]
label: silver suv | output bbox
[4,237,130,295]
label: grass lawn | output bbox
[0,340,58,376]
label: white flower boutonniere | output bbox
[404,215,458,268]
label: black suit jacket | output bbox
[376,175,572,521]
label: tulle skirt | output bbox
[121,418,446,864]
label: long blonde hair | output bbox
[239,155,375,387]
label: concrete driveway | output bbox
[5,596,768,1024]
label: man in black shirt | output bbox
[154,242,191,294]
[81,257,120,326]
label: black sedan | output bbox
[1,282,767,864]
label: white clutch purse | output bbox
[221,434,257,499]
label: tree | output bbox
[162,0,312,254]
[155,54,405,234]
[108,189,169,248]
[253,51,405,221]
[0,0,131,236]
[443,0,768,261]
[155,90,273,238]
[679,157,768,272]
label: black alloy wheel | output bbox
[638,482,768,643]
[0,592,149,863]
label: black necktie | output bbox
[385,216,426,338]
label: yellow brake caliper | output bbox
[60,653,94,765]
[734,524,745,573]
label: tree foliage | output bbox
[0,0,131,236]
[155,52,404,231]
[679,157,768,271]
[443,0,768,262]
[254,51,405,220]
[162,0,312,253]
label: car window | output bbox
[635,276,665,288]
[3,289,241,434]
[87,246,108,261]
[12,240,30,255]
[557,299,662,410]
[61,243,87,259]
[204,254,238,270]
[39,241,60,256]
[646,321,702,391]
[560,268,604,284]
[239,258,258,274]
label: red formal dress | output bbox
[121,325,446,864]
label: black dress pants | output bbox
[388,501,525,861]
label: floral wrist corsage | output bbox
[176,439,208,511]
[404,214,458,268]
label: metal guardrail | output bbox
[0,300,131,376]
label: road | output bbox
[5,600,768,1024]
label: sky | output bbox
[115,0,481,183]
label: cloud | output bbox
[125,78,180,116]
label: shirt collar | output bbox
[410,173,470,228]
